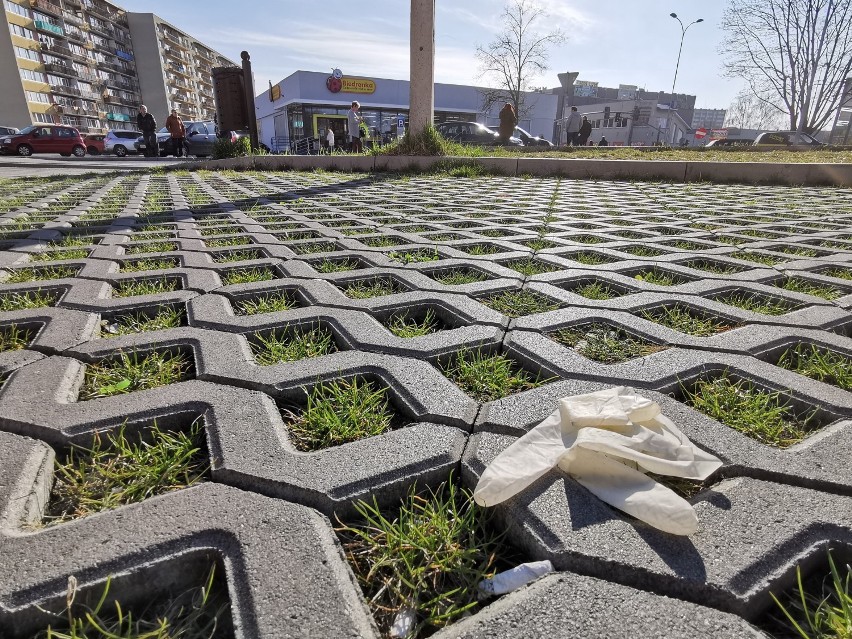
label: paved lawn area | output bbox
[0,169,850,638]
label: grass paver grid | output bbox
[1,170,851,638]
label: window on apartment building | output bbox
[14,46,40,61]
[32,11,58,25]
[25,91,50,103]
[9,23,35,40]
[20,69,46,83]
[32,112,53,123]
[37,34,54,47]
[68,43,85,56]
[4,0,28,17]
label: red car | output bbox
[84,133,106,155]
[0,124,86,157]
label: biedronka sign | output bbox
[326,75,376,95]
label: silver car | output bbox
[104,130,142,157]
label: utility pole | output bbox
[667,13,702,145]
[409,0,435,137]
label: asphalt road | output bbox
[0,154,192,178]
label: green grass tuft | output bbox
[31,248,89,262]
[572,281,624,300]
[221,267,276,285]
[769,550,852,639]
[632,269,688,286]
[0,324,33,351]
[682,373,812,448]
[619,245,664,257]
[101,307,184,337]
[429,268,489,285]
[250,326,336,365]
[387,248,440,264]
[234,291,298,315]
[120,258,179,273]
[778,343,852,391]
[113,278,179,298]
[5,266,77,283]
[716,292,795,315]
[773,277,843,301]
[80,350,193,400]
[124,241,177,255]
[313,257,363,273]
[548,323,667,363]
[641,305,735,336]
[343,278,403,299]
[29,563,228,639]
[386,309,443,338]
[730,251,786,266]
[0,289,57,311]
[282,377,394,451]
[336,479,505,637]
[480,289,561,317]
[504,258,560,275]
[45,419,207,524]
[442,350,552,402]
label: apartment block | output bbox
[127,13,234,123]
[0,0,233,133]
[691,108,726,130]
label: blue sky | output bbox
[118,0,739,109]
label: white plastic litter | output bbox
[478,560,554,596]
[473,386,723,535]
[389,606,416,638]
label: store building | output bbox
[0,0,233,132]
[255,70,560,151]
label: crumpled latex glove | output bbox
[473,387,723,535]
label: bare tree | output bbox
[720,0,852,133]
[475,0,565,118]
[725,88,786,130]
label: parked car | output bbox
[83,134,105,155]
[436,121,523,146]
[753,131,824,148]
[704,138,754,147]
[0,126,20,136]
[0,124,86,157]
[135,120,218,157]
[104,130,142,157]
[488,125,553,147]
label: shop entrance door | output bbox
[313,114,347,152]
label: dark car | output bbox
[436,121,523,146]
[135,120,218,157]
[753,131,824,148]
[704,138,754,147]
[489,125,553,147]
[0,124,86,157]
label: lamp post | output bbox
[668,13,702,145]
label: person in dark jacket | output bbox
[598,136,609,147]
[137,105,157,157]
[578,116,592,146]
[498,102,517,144]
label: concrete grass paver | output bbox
[0,168,851,637]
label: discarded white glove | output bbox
[478,560,554,596]
[473,387,722,535]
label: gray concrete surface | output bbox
[0,167,850,637]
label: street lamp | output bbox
[668,12,703,144]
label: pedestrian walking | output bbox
[578,116,592,146]
[498,102,517,144]
[564,106,581,146]
[136,105,157,157]
[326,125,335,152]
[348,101,363,153]
[165,108,186,157]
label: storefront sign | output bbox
[710,128,728,140]
[326,76,376,94]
